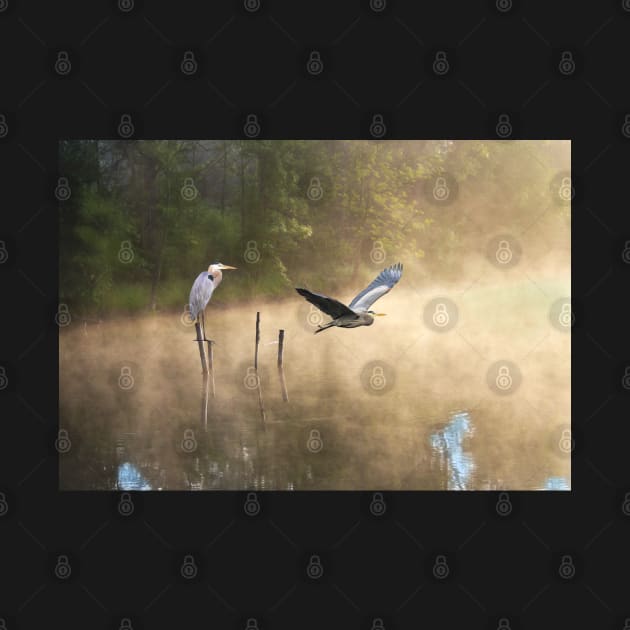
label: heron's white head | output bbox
[207,262,237,279]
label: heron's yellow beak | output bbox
[219,265,237,270]
[374,313,387,316]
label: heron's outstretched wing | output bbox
[189,272,215,320]
[295,288,357,319]
[349,262,403,311]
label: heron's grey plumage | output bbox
[295,262,403,334]
[189,272,217,321]
[349,262,403,311]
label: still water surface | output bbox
[60,286,570,490]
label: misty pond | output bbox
[60,278,571,491]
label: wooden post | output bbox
[278,329,289,402]
[254,312,260,370]
[206,339,215,397]
[195,322,208,374]
[254,312,266,427]
[200,373,209,431]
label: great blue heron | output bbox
[189,262,237,342]
[296,262,403,334]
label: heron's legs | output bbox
[201,310,214,344]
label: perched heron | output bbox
[296,262,403,334]
[189,262,237,342]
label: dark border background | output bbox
[1,1,627,628]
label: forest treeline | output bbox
[59,139,569,318]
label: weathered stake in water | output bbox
[255,312,266,427]
[278,329,289,402]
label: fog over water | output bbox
[60,253,570,490]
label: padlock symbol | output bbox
[558,429,573,453]
[432,554,449,579]
[181,554,197,579]
[55,428,72,453]
[496,491,512,516]
[432,176,450,201]
[0,619,6,630]
[558,303,573,328]
[432,303,450,328]
[621,492,630,516]
[0,366,7,391]
[370,114,386,138]
[118,0,134,12]
[181,429,197,453]
[243,113,260,138]
[307,429,323,453]
[623,367,630,390]
[306,554,323,579]
[624,619,630,630]
[244,0,261,11]
[495,0,512,12]
[370,492,386,516]
[55,176,72,201]
[558,176,573,202]
[307,51,323,75]
[369,0,386,12]
[495,240,513,264]
[497,618,511,630]
[307,176,324,201]
[622,241,630,264]
[433,50,449,75]
[558,51,575,75]
[307,305,324,328]
[495,365,512,391]
[118,366,135,390]
[180,177,198,201]
[54,51,71,75]
[181,303,195,327]
[0,491,8,516]
[371,619,385,630]
[558,554,575,579]
[244,492,260,516]
[119,618,133,630]
[370,240,386,264]
[0,240,7,265]
[118,114,134,138]
[495,113,512,138]
[118,240,134,263]
[243,366,259,390]
[244,240,261,264]
[622,114,630,139]
[181,50,198,75]
[0,113,8,138]
[369,366,386,390]
[54,554,72,579]
[245,619,259,630]
[54,303,71,327]
[118,492,134,516]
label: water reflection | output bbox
[117,462,151,490]
[429,411,475,490]
[541,476,570,490]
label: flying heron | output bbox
[189,262,237,342]
[296,262,403,334]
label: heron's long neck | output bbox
[212,269,223,288]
